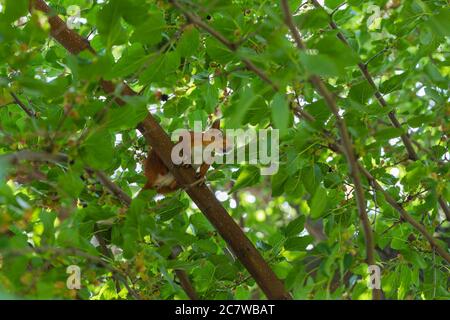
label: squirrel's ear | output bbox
[211,119,221,130]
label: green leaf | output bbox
[84,204,116,222]
[120,0,149,26]
[57,228,80,248]
[304,100,332,128]
[390,229,409,250]
[97,0,128,47]
[294,8,329,30]
[402,165,427,188]
[57,171,84,198]
[193,261,215,292]
[315,34,359,70]
[299,52,340,77]
[284,236,313,251]
[107,44,147,79]
[325,0,345,9]
[402,251,427,269]
[139,50,180,85]
[349,81,376,104]
[397,265,412,300]
[104,96,148,131]
[190,213,215,235]
[380,73,409,94]
[407,115,434,128]
[188,109,209,128]
[271,93,290,130]
[284,216,306,237]
[5,0,27,22]
[130,10,166,45]
[271,169,288,197]
[230,166,261,192]
[80,130,115,170]
[40,211,56,243]
[163,97,190,118]
[193,239,218,254]
[310,186,328,219]
[224,84,263,128]
[156,198,187,222]
[303,165,322,195]
[200,83,219,114]
[178,27,200,57]
[205,37,234,64]
[374,128,404,141]
[427,8,450,37]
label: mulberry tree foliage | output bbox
[0,0,449,300]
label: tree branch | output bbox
[93,170,133,206]
[9,92,37,118]
[2,150,69,164]
[30,0,291,300]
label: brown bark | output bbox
[30,0,290,300]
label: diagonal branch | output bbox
[310,0,450,221]
[279,0,380,300]
[170,0,450,292]
[30,0,291,300]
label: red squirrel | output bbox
[143,120,230,194]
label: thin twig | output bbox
[364,47,389,67]
[1,150,69,164]
[9,92,36,118]
[331,2,347,18]
[93,170,132,205]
